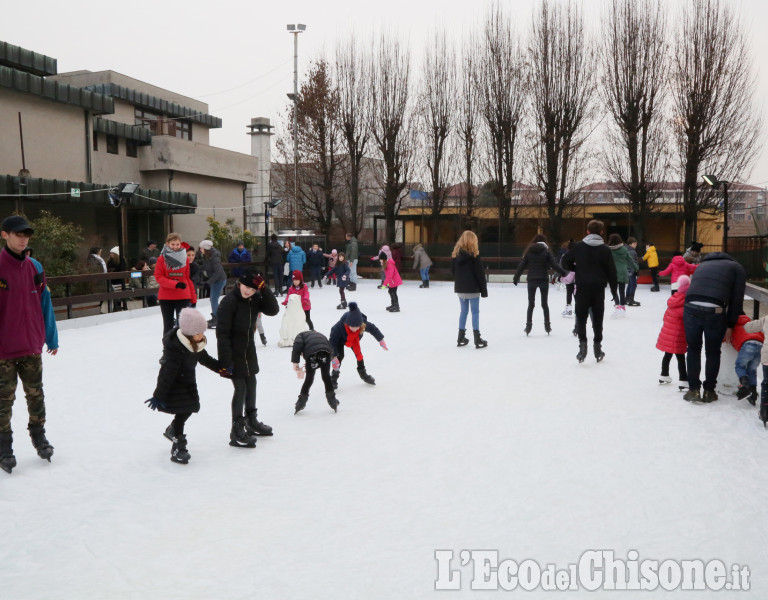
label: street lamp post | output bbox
[287,23,306,229]
[703,174,729,253]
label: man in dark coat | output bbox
[216,268,279,446]
[561,220,618,363]
[682,252,747,403]
[264,234,285,295]
[345,233,359,291]
[291,330,338,414]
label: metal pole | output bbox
[723,181,729,253]
[293,32,299,230]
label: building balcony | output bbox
[138,135,258,183]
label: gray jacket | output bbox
[412,245,433,270]
[202,248,227,284]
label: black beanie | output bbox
[238,267,261,289]
[346,302,363,327]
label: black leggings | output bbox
[160,299,191,336]
[231,375,257,419]
[301,361,334,395]
[566,283,574,305]
[650,267,659,288]
[388,286,399,306]
[172,413,191,436]
[527,280,550,324]
[617,282,626,306]
[661,353,688,381]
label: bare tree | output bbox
[334,35,370,236]
[368,33,413,243]
[477,3,527,242]
[600,0,669,247]
[457,34,481,233]
[529,0,596,245]
[417,28,457,243]
[671,0,762,243]
[274,58,343,234]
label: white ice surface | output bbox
[2,281,767,599]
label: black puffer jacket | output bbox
[514,242,566,283]
[216,284,279,377]
[292,330,333,363]
[561,234,618,293]
[451,250,488,296]
[329,312,384,356]
[685,252,746,327]
[153,328,220,414]
[265,241,284,268]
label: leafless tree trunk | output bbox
[369,33,412,243]
[335,35,370,237]
[417,28,457,243]
[529,0,596,246]
[671,0,762,244]
[477,3,527,243]
[599,0,669,247]
[457,35,481,234]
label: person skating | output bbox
[154,233,197,336]
[655,275,691,391]
[607,233,637,318]
[381,247,403,312]
[307,243,325,288]
[0,216,59,474]
[327,251,351,309]
[643,241,660,292]
[624,237,641,306]
[145,309,228,464]
[561,220,618,363]
[659,253,697,295]
[291,330,339,414]
[198,240,227,328]
[412,243,433,288]
[328,302,387,389]
[451,231,489,349]
[513,234,566,335]
[216,268,279,445]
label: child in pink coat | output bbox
[655,275,690,390]
[382,251,403,312]
[323,249,338,285]
[659,254,697,295]
[283,270,313,330]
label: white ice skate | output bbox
[561,305,573,318]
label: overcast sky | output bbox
[5,0,768,186]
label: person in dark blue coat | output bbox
[228,241,252,279]
[306,243,325,288]
[328,302,387,390]
[328,251,352,309]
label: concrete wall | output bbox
[91,134,142,186]
[0,88,88,181]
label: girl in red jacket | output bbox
[282,270,313,330]
[655,275,690,390]
[154,232,197,335]
[659,254,697,295]
[731,313,764,403]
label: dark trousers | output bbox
[172,412,191,436]
[231,374,257,419]
[309,266,323,286]
[617,282,626,306]
[270,265,283,293]
[526,280,550,324]
[388,286,399,306]
[661,352,688,381]
[684,304,728,392]
[650,267,659,289]
[566,283,574,305]
[339,288,347,303]
[574,286,606,343]
[160,299,191,336]
[304,309,314,330]
[627,273,638,299]
[300,361,333,395]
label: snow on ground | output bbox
[2,280,768,599]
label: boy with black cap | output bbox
[291,330,339,414]
[0,215,59,473]
[328,302,388,389]
[216,267,279,446]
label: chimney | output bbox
[246,118,274,238]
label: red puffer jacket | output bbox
[731,313,764,351]
[656,291,687,354]
[154,255,197,304]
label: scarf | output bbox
[344,324,363,361]
[162,245,188,269]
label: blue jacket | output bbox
[228,247,252,278]
[30,258,58,351]
[329,262,351,289]
[287,245,307,272]
[307,248,325,268]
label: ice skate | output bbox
[576,341,588,363]
[594,343,605,362]
[561,305,573,318]
[659,375,672,385]
[229,417,257,448]
[0,432,16,474]
[28,424,53,461]
[245,411,273,436]
[294,394,309,415]
[170,434,190,464]
[457,329,469,347]
[473,330,488,349]
[326,390,339,413]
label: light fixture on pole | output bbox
[702,174,729,253]
[287,23,306,229]
[108,182,140,263]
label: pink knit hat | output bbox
[677,275,691,294]
[178,308,208,336]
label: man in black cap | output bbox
[0,215,59,474]
[140,240,160,263]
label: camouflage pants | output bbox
[0,354,45,433]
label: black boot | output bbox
[207,314,217,329]
[594,342,605,362]
[576,341,588,363]
[0,432,16,474]
[424,280,429,288]
[171,434,191,464]
[245,411,273,436]
[331,369,340,389]
[294,394,309,415]
[749,386,758,406]
[28,424,53,461]
[326,390,339,412]
[524,322,532,336]
[544,321,552,334]
[229,417,257,448]
[737,376,751,400]
[473,330,488,349]
[337,301,347,310]
[357,360,376,385]
[260,333,267,346]
[163,423,175,441]
[419,280,426,288]
[386,304,400,312]
[457,329,469,347]
[760,385,768,427]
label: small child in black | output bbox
[292,330,339,414]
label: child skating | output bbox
[291,330,339,414]
[145,308,227,464]
[382,249,403,312]
[655,275,690,391]
[328,251,351,309]
[329,302,387,389]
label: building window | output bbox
[135,108,161,135]
[126,139,138,158]
[106,135,118,155]
[93,132,98,151]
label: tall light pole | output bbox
[287,23,306,229]
[703,174,729,253]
